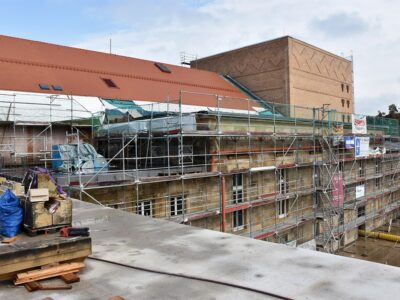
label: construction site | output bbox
[0,34,398,258]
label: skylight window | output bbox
[102,78,118,88]
[52,85,63,91]
[154,62,171,73]
[39,84,50,90]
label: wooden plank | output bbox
[1,236,19,244]
[24,281,41,292]
[24,281,72,292]
[16,262,83,280]
[60,273,80,284]
[15,262,84,285]
[38,283,72,290]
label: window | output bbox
[280,233,289,243]
[137,201,152,217]
[359,160,365,177]
[170,196,184,216]
[375,159,382,174]
[341,99,345,107]
[102,78,118,88]
[342,115,345,123]
[178,144,194,165]
[346,85,350,93]
[278,198,289,218]
[232,173,243,203]
[347,115,351,123]
[338,161,344,172]
[233,209,244,231]
[375,177,382,189]
[52,85,63,91]
[341,83,344,92]
[357,205,366,217]
[39,83,50,90]
[154,62,172,73]
[277,169,289,194]
[347,100,350,108]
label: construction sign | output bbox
[332,124,344,135]
[355,137,370,157]
[345,136,355,149]
[352,114,367,134]
[356,184,365,199]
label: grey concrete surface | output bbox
[1,200,400,299]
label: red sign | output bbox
[332,173,344,207]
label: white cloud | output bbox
[74,0,400,115]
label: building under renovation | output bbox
[0,34,398,253]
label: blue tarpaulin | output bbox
[0,189,22,237]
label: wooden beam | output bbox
[15,262,84,285]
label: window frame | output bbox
[233,209,244,231]
[232,173,244,204]
[357,205,366,217]
[278,198,289,218]
[137,200,153,217]
[170,195,184,216]
[277,169,289,194]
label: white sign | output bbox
[356,184,365,199]
[352,114,367,134]
[355,137,370,158]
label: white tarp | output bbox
[356,184,365,199]
[355,137,370,157]
[352,114,367,134]
[95,114,197,137]
[286,240,297,248]
[298,239,317,251]
[0,91,101,123]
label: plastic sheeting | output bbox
[95,114,197,137]
[0,189,22,237]
[52,143,108,174]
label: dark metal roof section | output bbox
[154,62,171,73]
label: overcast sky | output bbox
[2,0,399,115]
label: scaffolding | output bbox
[0,90,399,252]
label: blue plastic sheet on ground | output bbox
[0,189,23,237]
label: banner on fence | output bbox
[352,114,367,134]
[333,124,344,135]
[355,137,370,157]
[345,136,355,149]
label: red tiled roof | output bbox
[0,35,253,111]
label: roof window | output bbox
[52,85,63,91]
[154,62,171,73]
[102,78,118,88]
[39,84,50,90]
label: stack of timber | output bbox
[0,233,91,281]
[14,262,84,292]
